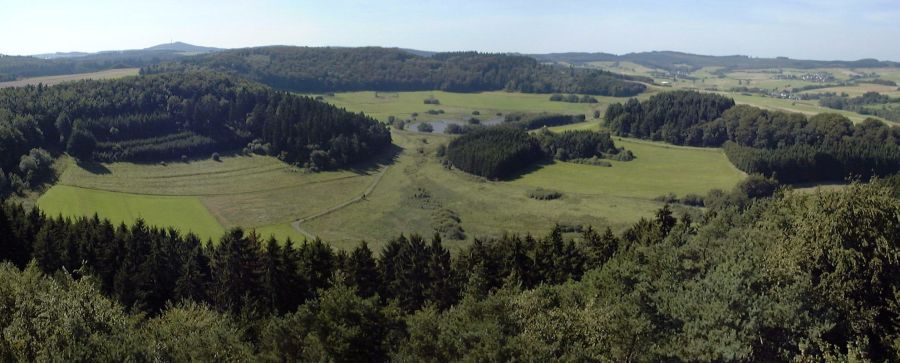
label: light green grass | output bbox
[318,91,642,123]
[299,129,743,251]
[511,136,745,199]
[37,185,225,241]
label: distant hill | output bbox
[530,51,900,71]
[0,42,221,81]
[143,41,222,53]
[143,46,650,95]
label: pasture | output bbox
[316,90,649,123]
[37,88,749,250]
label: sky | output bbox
[1,0,899,61]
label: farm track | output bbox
[291,165,390,239]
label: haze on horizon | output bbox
[2,0,898,61]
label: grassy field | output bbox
[316,91,652,124]
[38,185,225,240]
[41,155,379,242]
[0,68,139,88]
[37,89,747,251]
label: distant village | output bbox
[771,71,836,83]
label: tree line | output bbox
[141,47,650,96]
[0,177,898,361]
[605,91,900,183]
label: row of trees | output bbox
[0,71,392,174]
[142,47,649,96]
[1,178,898,361]
[605,91,900,182]
[503,112,586,130]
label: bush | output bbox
[417,123,434,133]
[569,157,612,167]
[682,193,705,207]
[528,188,563,200]
[467,118,481,125]
[654,193,679,204]
[424,97,440,105]
[211,152,221,162]
[472,110,480,115]
[609,150,635,161]
[444,123,465,134]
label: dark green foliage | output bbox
[527,188,563,200]
[504,112,586,130]
[536,129,618,160]
[416,122,433,133]
[445,127,542,179]
[605,90,735,144]
[0,71,391,169]
[66,127,96,160]
[607,91,900,183]
[144,47,647,96]
[0,181,898,360]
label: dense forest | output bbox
[819,91,900,123]
[0,45,217,82]
[0,71,391,193]
[445,126,627,179]
[141,47,650,96]
[444,127,543,179]
[0,176,897,361]
[606,91,900,183]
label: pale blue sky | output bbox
[1,0,898,60]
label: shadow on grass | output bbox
[76,159,112,175]
[502,157,556,182]
[345,144,403,175]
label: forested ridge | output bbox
[0,70,391,194]
[141,46,650,96]
[605,91,900,183]
[0,177,898,361]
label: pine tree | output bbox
[213,228,263,314]
[345,241,380,298]
[427,233,457,310]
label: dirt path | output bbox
[291,165,390,239]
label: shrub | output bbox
[528,188,563,200]
[467,118,481,125]
[569,157,612,167]
[654,193,679,204]
[682,193,705,207]
[424,97,440,105]
[417,123,434,133]
[211,152,221,162]
[472,110,480,115]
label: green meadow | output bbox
[36,90,748,250]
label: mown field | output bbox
[315,90,656,123]
[37,90,746,250]
[0,68,139,88]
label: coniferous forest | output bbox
[141,47,650,96]
[0,71,391,192]
[605,91,900,183]
[0,178,898,361]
